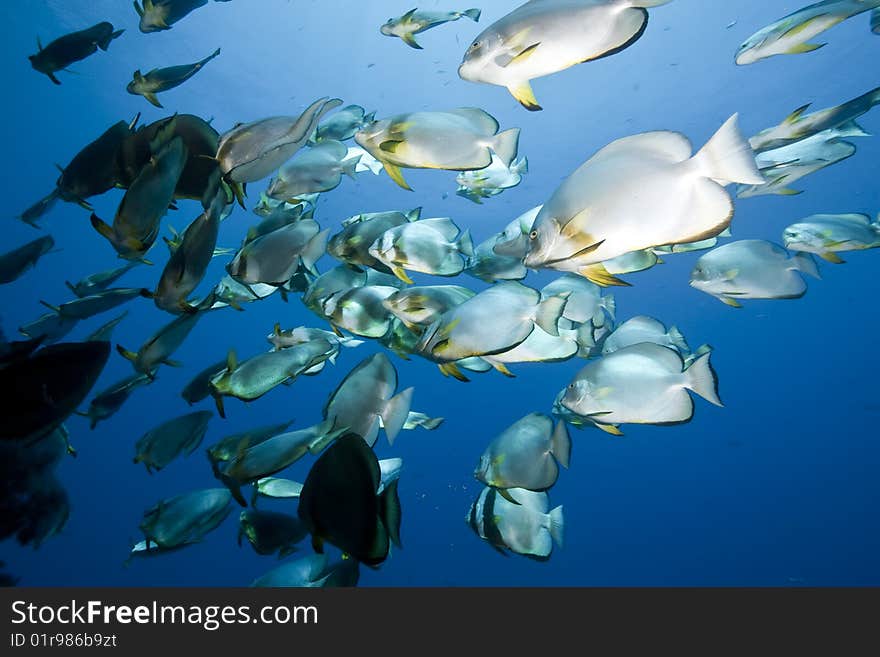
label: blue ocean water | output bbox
[2,0,879,587]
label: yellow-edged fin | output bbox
[594,422,623,436]
[719,296,742,308]
[382,162,412,191]
[819,251,844,264]
[785,42,825,54]
[438,362,469,382]
[143,92,163,108]
[776,187,802,196]
[401,32,422,49]
[578,263,631,287]
[379,140,405,154]
[507,81,542,112]
[510,42,541,65]
[490,361,516,378]
[391,266,414,284]
[783,104,811,125]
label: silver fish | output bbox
[216,97,343,184]
[690,239,821,307]
[475,413,571,493]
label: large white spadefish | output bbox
[523,114,765,286]
[458,0,672,110]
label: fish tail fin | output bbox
[463,8,481,21]
[340,337,365,348]
[548,505,564,548]
[99,28,125,51]
[381,386,414,446]
[534,293,568,337]
[302,228,330,275]
[792,252,821,279]
[667,325,690,354]
[684,350,723,407]
[378,479,403,549]
[692,113,764,186]
[551,421,572,469]
[206,47,221,62]
[512,156,528,175]
[601,293,616,321]
[491,128,520,167]
[341,155,361,179]
[836,119,871,138]
[456,229,474,258]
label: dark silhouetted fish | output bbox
[29,22,124,85]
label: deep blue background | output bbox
[2,0,878,586]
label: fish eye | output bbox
[529,230,538,240]
[468,40,481,52]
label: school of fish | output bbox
[3,0,879,584]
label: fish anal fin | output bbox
[786,42,825,54]
[402,32,423,49]
[382,162,412,190]
[507,81,542,112]
[578,264,631,287]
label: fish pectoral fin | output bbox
[509,42,541,65]
[578,264,631,288]
[48,72,61,85]
[382,162,412,190]
[401,32,423,49]
[142,92,163,108]
[818,251,844,264]
[379,139,405,154]
[718,296,742,308]
[507,81,542,112]
[722,269,739,282]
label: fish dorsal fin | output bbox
[447,108,499,135]
[417,216,461,241]
[133,1,143,17]
[401,8,418,21]
[36,35,43,51]
[226,349,237,372]
[784,103,811,125]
